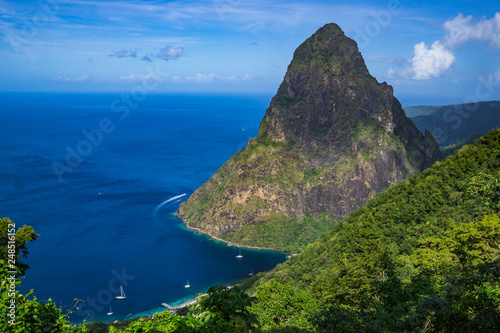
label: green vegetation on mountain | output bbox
[440,133,483,156]
[405,101,500,149]
[178,23,442,253]
[3,134,500,332]
[241,128,500,331]
[224,212,336,253]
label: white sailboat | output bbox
[107,307,113,315]
[249,268,254,276]
[115,285,126,300]
[185,280,190,288]
[235,249,243,259]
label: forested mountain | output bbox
[178,23,442,253]
[241,128,500,331]
[405,101,500,148]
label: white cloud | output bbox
[52,74,91,82]
[387,13,500,81]
[443,13,500,49]
[142,54,154,62]
[384,67,396,79]
[157,45,184,61]
[110,49,137,58]
[184,73,253,82]
[108,46,184,63]
[185,73,221,82]
[51,0,378,35]
[118,73,253,83]
[119,73,159,82]
[487,69,500,83]
[409,41,455,80]
[227,74,252,81]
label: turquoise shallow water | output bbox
[0,92,287,323]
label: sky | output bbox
[1,0,500,106]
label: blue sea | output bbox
[0,92,287,323]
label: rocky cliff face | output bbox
[177,23,443,251]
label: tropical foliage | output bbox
[0,259,86,332]
[0,217,39,276]
[244,128,500,331]
[2,129,500,332]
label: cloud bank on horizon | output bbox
[112,46,185,62]
[0,0,499,105]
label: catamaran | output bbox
[236,249,243,258]
[116,285,126,300]
[185,280,190,288]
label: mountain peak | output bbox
[258,23,401,156]
[293,23,366,70]
[178,23,443,252]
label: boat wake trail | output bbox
[153,193,186,217]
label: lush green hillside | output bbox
[405,101,500,148]
[241,128,500,331]
[440,133,483,156]
[252,129,500,287]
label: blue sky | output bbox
[1,0,499,106]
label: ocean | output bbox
[0,92,287,323]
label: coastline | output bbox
[97,211,293,325]
[122,293,204,324]
[174,212,291,255]
[106,211,291,325]
[117,283,232,324]
[162,293,206,312]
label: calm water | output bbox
[0,92,286,323]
